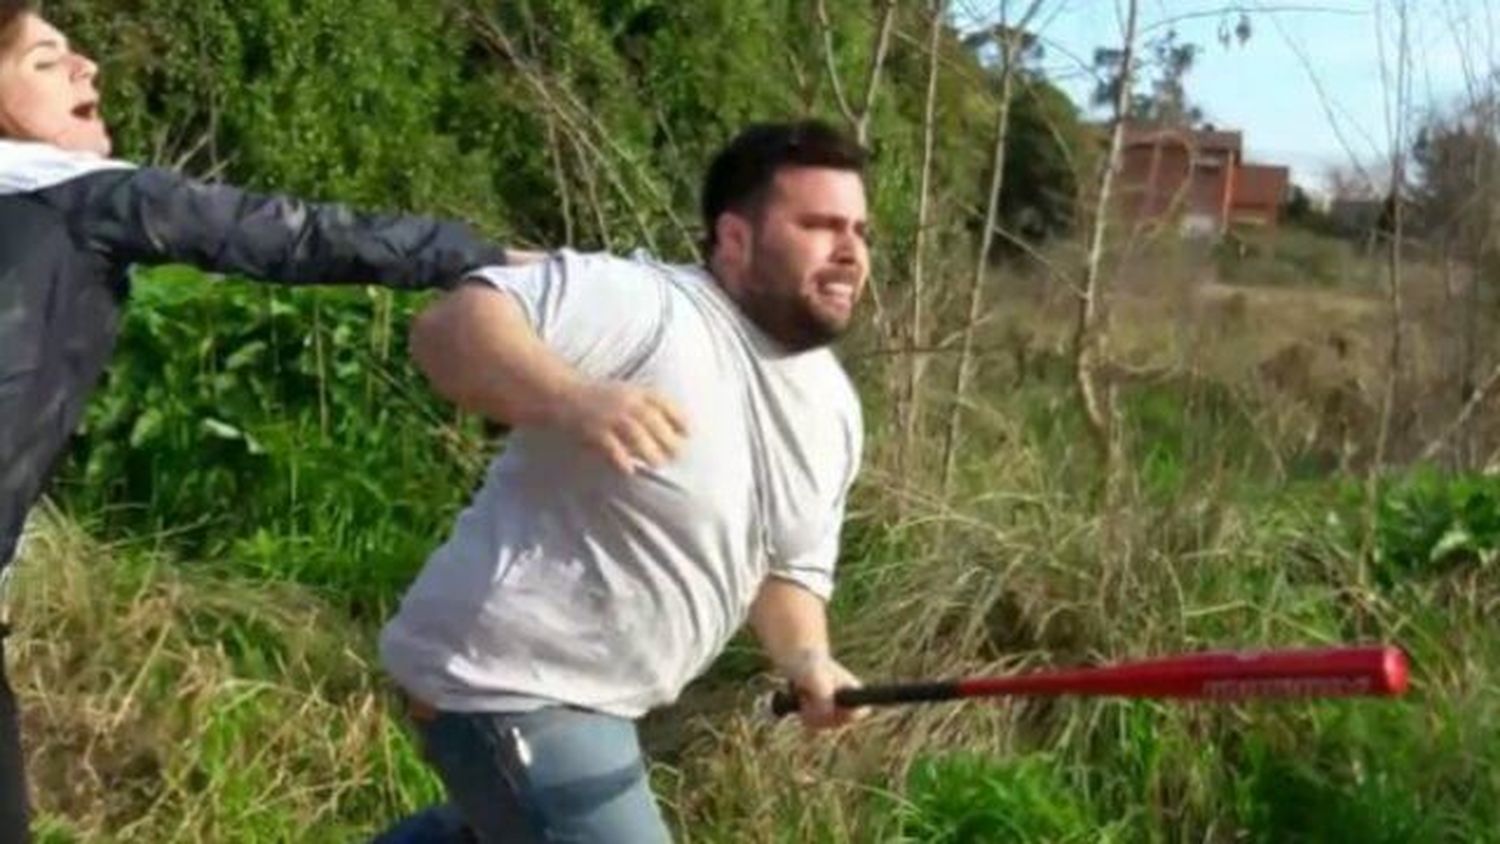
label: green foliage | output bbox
[1350,469,1500,584]
[62,269,484,613]
[54,0,519,234]
[894,685,1500,844]
[995,79,1087,246]
[1411,100,1500,291]
[1233,684,1500,843]
[1238,738,1438,843]
[893,754,1106,843]
[1124,375,1273,500]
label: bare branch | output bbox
[1073,0,1139,477]
[1258,3,1385,188]
[1372,0,1412,475]
[815,0,860,127]
[1361,0,1412,587]
[1420,359,1500,462]
[1140,4,1361,36]
[900,0,949,475]
[462,4,697,257]
[856,0,900,143]
[577,150,616,252]
[940,0,1048,500]
[544,114,576,246]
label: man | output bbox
[377,119,872,843]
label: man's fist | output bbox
[553,381,689,474]
[781,648,868,730]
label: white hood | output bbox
[0,139,133,196]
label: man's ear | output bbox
[715,211,752,268]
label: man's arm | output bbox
[409,282,687,473]
[749,577,866,729]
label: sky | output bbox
[953,1,1500,195]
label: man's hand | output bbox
[552,381,689,475]
[781,648,869,730]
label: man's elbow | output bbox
[408,307,441,379]
[408,305,473,406]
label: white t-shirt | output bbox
[379,250,863,718]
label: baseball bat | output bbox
[767,645,1409,718]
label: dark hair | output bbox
[700,119,867,253]
[0,0,35,55]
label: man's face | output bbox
[723,166,870,351]
[0,14,110,155]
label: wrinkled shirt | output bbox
[380,251,863,718]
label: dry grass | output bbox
[974,240,1500,472]
[656,398,1500,840]
[9,509,439,843]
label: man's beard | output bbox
[738,243,851,353]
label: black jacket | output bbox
[0,143,507,565]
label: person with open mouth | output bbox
[0,2,513,839]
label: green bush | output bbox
[62,268,484,613]
[1331,469,1500,585]
[893,753,1106,843]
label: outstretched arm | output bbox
[48,166,508,290]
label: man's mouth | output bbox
[71,101,100,121]
[815,272,861,311]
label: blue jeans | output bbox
[373,705,672,844]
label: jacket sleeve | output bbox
[46,167,508,290]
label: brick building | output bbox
[1116,123,1290,235]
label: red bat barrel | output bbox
[956,645,1409,701]
[767,645,1409,717]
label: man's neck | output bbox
[701,259,798,355]
[704,256,736,298]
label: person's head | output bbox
[0,1,110,155]
[703,120,870,352]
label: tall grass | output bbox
[12,510,440,842]
[652,334,1500,842]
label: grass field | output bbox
[13,247,1500,841]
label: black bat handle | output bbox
[767,681,960,718]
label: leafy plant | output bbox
[1344,469,1500,584]
[892,753,1105,843]
[60,268,488,613]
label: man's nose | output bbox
[831,229,862,264]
